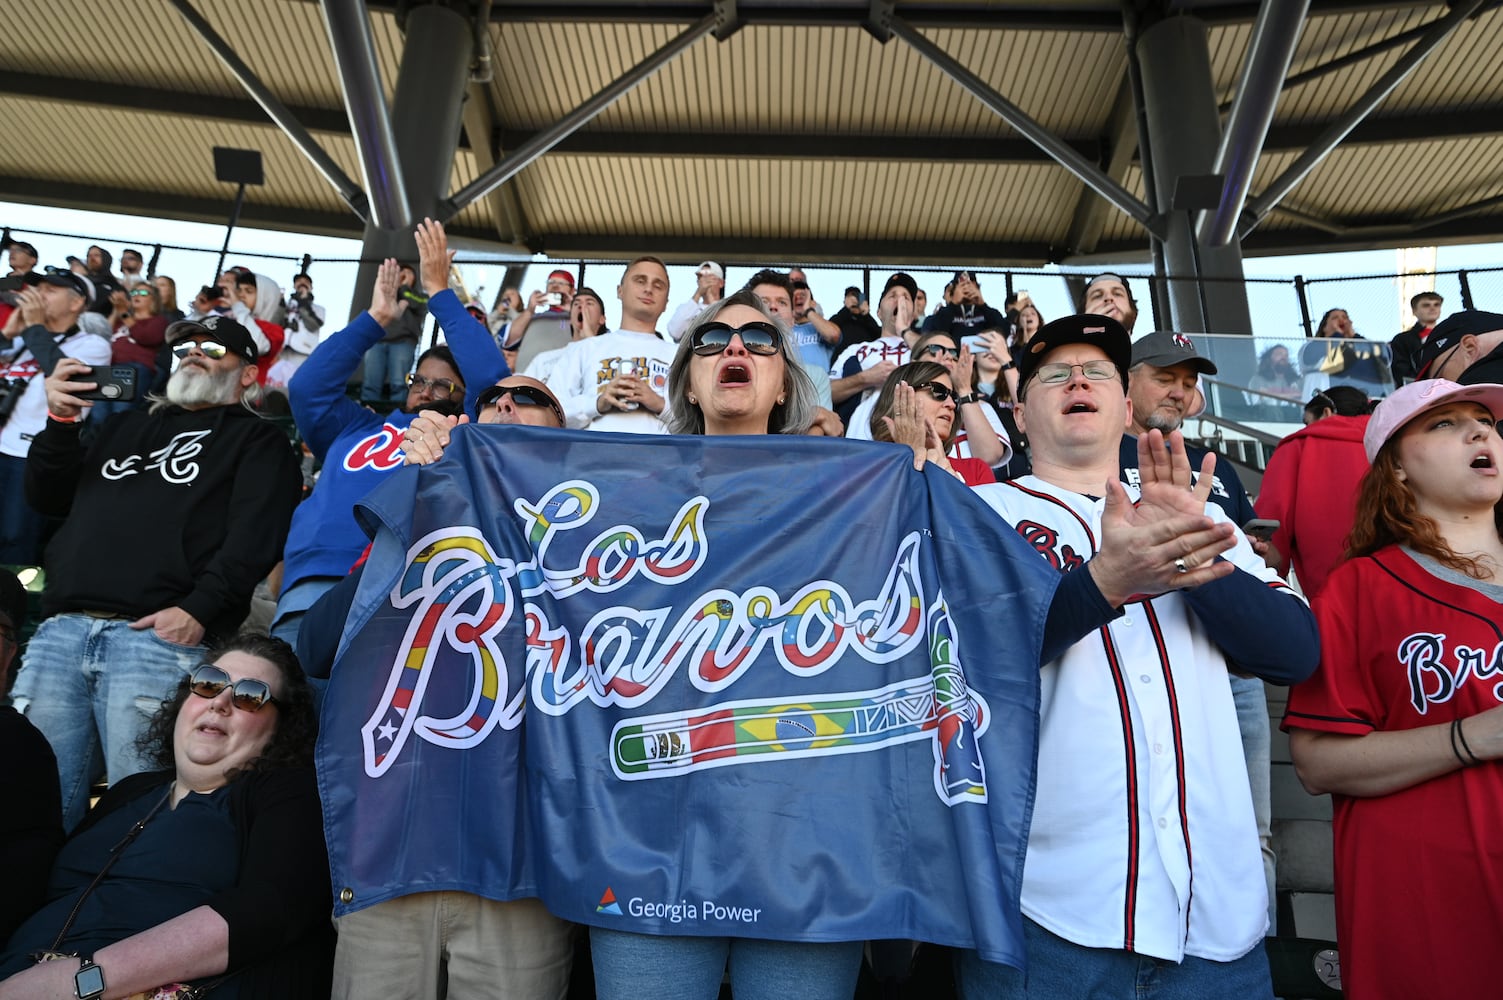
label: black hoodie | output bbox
[26,403,301,640]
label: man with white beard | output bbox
[13,314,301,829]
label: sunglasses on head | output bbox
[910,380,959,403]
[189,663,278,712]
[476,383,565,422]
[170,339,230,360]
[406,373,462,399]
[918,343,960,360]
[689,321,782,357]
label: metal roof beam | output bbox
[1239,0,1489,239]
[493,129,1100,162]
[167,0,369,221]
[1198,0,1309,248]
[886,15,1162,236]
[443,14,719,217]
[529,232,1060,265]
[1064,80,1137,256]
[319,0,411,229]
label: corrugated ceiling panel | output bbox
[509,155,1082,245]
[1257,138,1503,220]
[486,23,1120,137]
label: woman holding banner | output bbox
[584,289,862,999]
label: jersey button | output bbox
[1139,674,1151,684]
[1157,817,1168,829]
[1153,742,1164,755]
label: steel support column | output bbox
[1198,0,1309,247]
[319,0,411,230]
[1136,16,1254,339]
[169,0,369,219]
[887,17,1160,235]
[1240,0,1488,238]
[444,15,719,216]
[351,3,491,321]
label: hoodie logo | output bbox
[101,429,211,484]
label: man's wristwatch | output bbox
[956,393,978,406]
[74,956,106,999]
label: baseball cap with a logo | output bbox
[165,314,260,364]
[1017,313,1132,392]
[1362,377,1503,461]
[1414,310,1503,379]
[1130,330,1219,375]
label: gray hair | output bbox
[665,288,818,436]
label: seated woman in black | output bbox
[0,634,333,1000]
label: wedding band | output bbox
[1174,557,1188,574]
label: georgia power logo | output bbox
[596,886,762,925]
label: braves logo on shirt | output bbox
[344,423,406,472]
[853,341,909,367]
[1014,521,1086,572]
[101,429,211,485]
[1398,631,1503,713]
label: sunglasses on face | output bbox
[910,380,959,403]
[1031,360,1120,386]
[170,339,230,360]
[406,373,462,399]
[130,289,152,298]
[475,383,565,422]
[689,321,782,357]
[918,343,960,360]
[189,663,278,712]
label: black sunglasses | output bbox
[189,663,279,713]
[910,380,959,403]
[475,383,565,422]
[690,321,782,357]
[918,343,960,360]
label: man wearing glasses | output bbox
[959,314,1318,998]
[14,314,302,830]
[276,230,505,649]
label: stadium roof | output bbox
[2,0,1501,265]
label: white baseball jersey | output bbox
[972,475,1297,962]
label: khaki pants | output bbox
[332,892,575,1000]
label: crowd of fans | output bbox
[0,219,1500,1000]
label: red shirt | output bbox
[1284,547,1503,1000]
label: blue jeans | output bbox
[361,340,418,402]
[589,927,862,1000]
[10,614,205,829]
[955,918,1273,1000]
[1230,674,1275,933]
[0,452,45,564]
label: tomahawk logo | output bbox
[597,887,623,915]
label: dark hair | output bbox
[1348,441,1503,578]
[870,360,961,448]
[744,269,795,301]
[1303,384,1371,420]
[136,633,318,777]
[293,272,312,285]
[414,345,460,381]
[1257,344,1290,378]
[1316,307,1351,337]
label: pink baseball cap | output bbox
[1362,378,1503,461]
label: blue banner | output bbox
[316,426,1059,967]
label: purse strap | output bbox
[47,784,174,952]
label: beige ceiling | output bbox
[1,0,1500,265]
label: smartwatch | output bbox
[74,957,105,1000]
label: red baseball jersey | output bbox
[1284,545,1503,1000]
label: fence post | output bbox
[1458,269,1474,310]
[862,266,870,303]
[577,261,587,287]
[1294,274,1313,338]
[1147,274,1165,331]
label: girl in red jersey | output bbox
[1284,378,1503,1000]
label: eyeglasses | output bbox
[129,289,152,298]
[1030,361,1120,386]
[918,343,960,360]
[690,321,782,357]
[476,383,565,423]
[406,373,462,399]
[189,663,279,713]
[910,380,959,403]
[170,339,230,360]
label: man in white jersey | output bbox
[958,314,1319,999]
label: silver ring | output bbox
[1174,557,1188,574]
